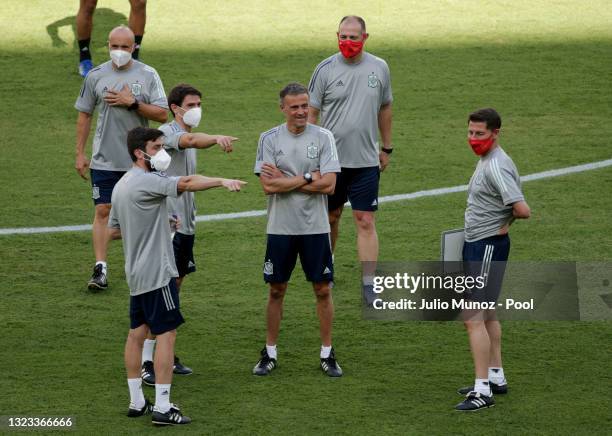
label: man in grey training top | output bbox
[252,83,343,377]
[75,25,167,291]
[454,108,530,412]
[109,126,244,425]
[139,83,239,384]
[308,15,393,284]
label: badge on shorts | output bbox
[368,73,378,88]
[130,83,142,96]
[264,260,273,275]
[92,186,100,200]
[307,143,319,159]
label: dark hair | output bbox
[168,83,202,117]
[127,127,164,162]
[339,15,367,33]
[279,82,308,103]
[468,108,502,131]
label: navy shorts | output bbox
[328,166,380,212]
[91,169,126,205]
[173,232,196,278]
[263,234,334,283]
[129,278,185,335]
[462,234,511,303]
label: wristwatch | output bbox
[127,98,140,111]
[303,172,313,183]
[381,146,393,154]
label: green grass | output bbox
[1,1,611,434]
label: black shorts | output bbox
[328,166,380,212]
[129,278,185,335]
[263,234,333,283]
[462,234,511,303]
[172,232,196,278]
[91,169,126,205]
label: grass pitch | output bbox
[0,1,610,434]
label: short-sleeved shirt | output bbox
[254,123,341,235]
[75,60,168,171]
[464,146,525,242]
[308,52,393,168]
[159,121,197,235]
[108,166,180,296]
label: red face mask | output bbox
[338,39,364,58]
[468,136,495,156]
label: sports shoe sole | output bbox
[455,403,495,412]
[87,282,108,290]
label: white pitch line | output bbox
[2,158,611,236]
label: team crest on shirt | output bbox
[307,143,319,159]
[130,83,142,96]
[264,260,273,275]
[368,73,378,88]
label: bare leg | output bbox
[485,319,502,367]
[93,204,111,263]
[313,281,333,346]
[464,319,490,379]
[76,0,97,40]
[125,324,147,378]
[353,210,378,262]
[266,283,287,345]
[128,0,147,35]
[154,330,176,384]
[328,207,343,254]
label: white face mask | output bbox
[110,49,132,67]
[144,149,172,172]
[181,107,202,127]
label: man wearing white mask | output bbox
[139,84,238,384]
[109,126,245,425]
[75,25,168,291]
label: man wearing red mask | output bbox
[308,16,393,294]
[455,108,530,411]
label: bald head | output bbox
[108,25,135,56]
[109,25,135,43]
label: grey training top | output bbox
[308,52,393,168]
[108,167,180,296]
[254,123,341,235]
[160,121,197,235]
[75,60,168,171]
[464,146,525,242]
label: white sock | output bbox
[127,378,145,409]
[154,384,171,413]
[320,345,332,359]
[474,378,492,396]
[95,261,107,275]
[142,339,156,364]
[266,344,277,360]
[488,367,506,384]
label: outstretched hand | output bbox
[222,179,247,191]
[216,135,238,153]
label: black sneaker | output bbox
[252,347,277,376]
[151,404,191,425]
[455,391,495,411]
[141,360,155,386]
[320,348,343,377]
[457,381,507,395]
[127,398,153,417]
[87,264,108,290]
[173,355,193,375]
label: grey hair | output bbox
[279,82,308,103]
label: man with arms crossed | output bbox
[75,25,167,291]
[252,83,342,377]
[455,108,530,411]
[140,83,238,384]
[308,16,393,288]
[109,127,244,425]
